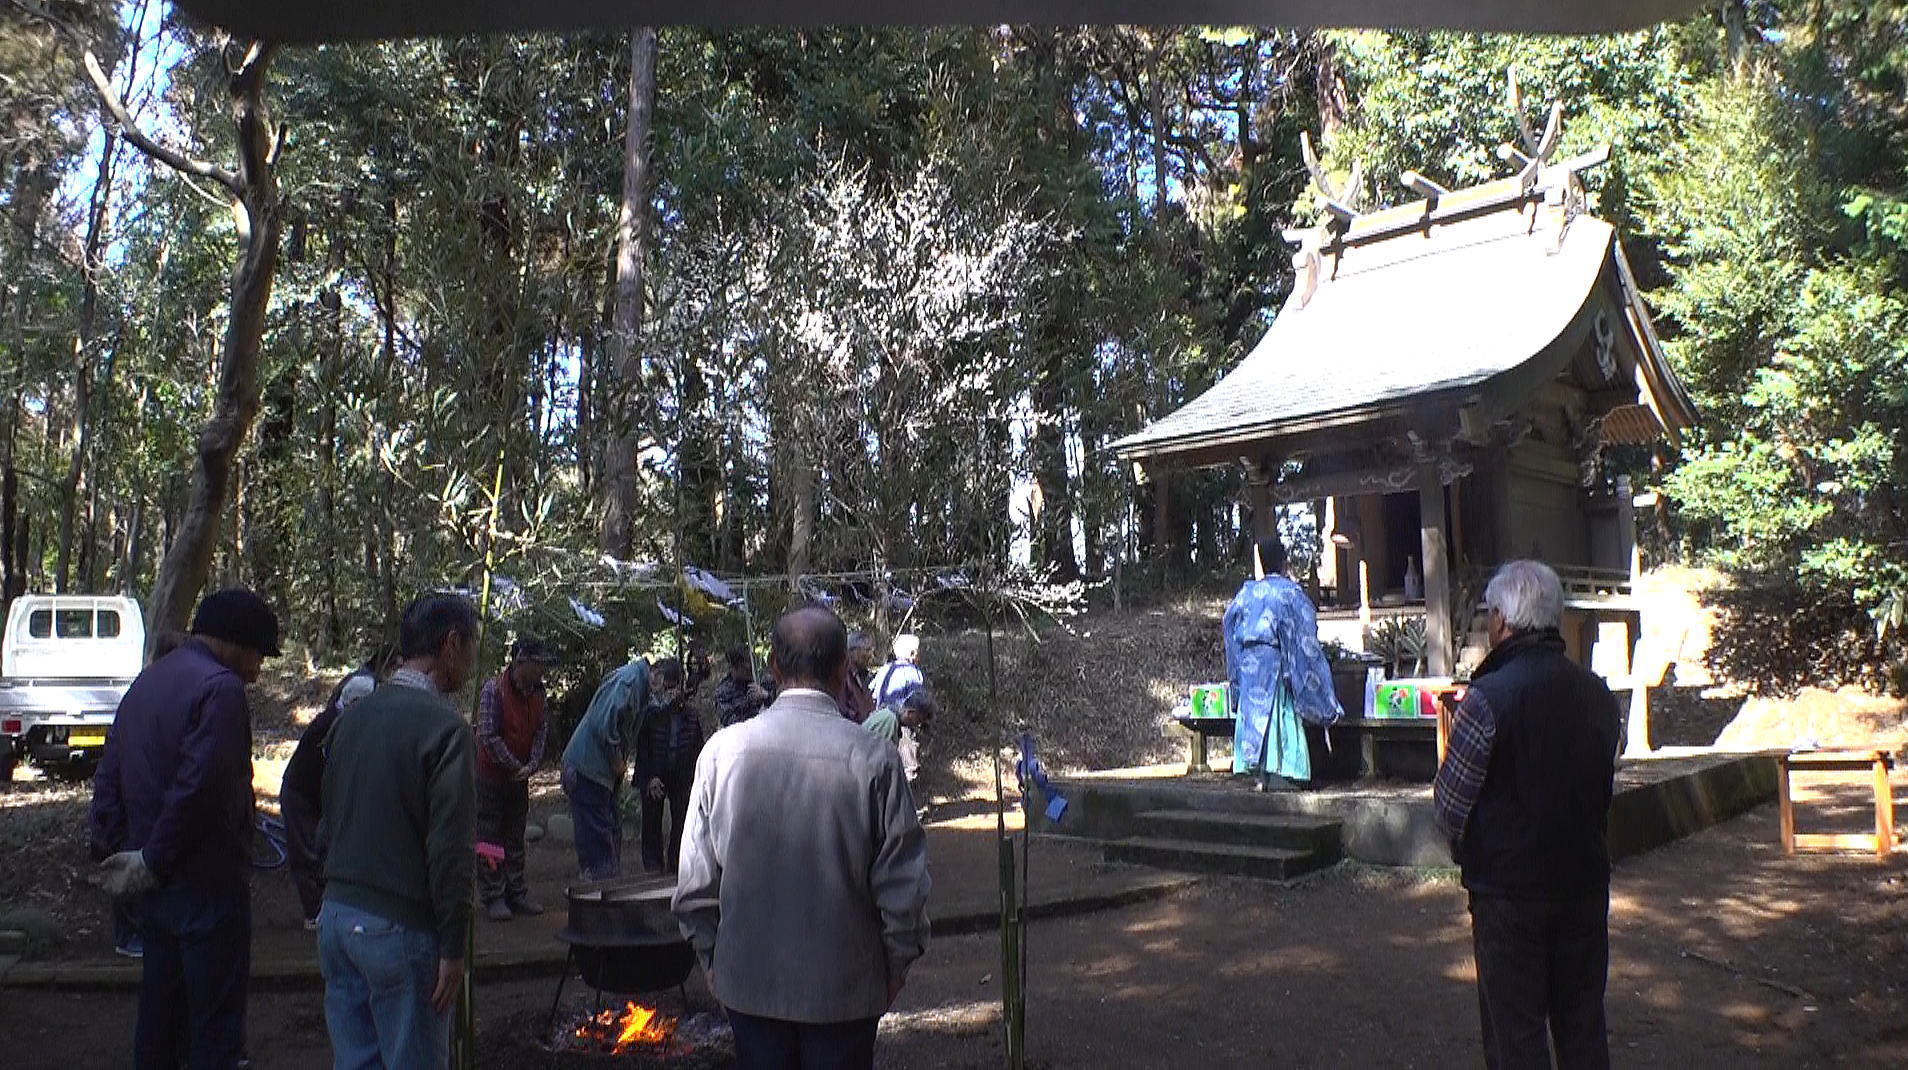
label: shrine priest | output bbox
[1223,535,1343,789]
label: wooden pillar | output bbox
[1315,497,1339,593]
[1449,478,1466,567]
[1616,474,1637,580]
[1152,468,1171,562]
[1242,456,1277,578]
[1875,754,1896,860]
[1419,463,1453,676]
[1249,474,1274,540]
[1491,453,1515,567]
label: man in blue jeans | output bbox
[90,588,282,1070]
[561,654,664,880]
[319,594,479,1068]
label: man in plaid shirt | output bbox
[474,636,557,920]
[1434,560,1620,1070]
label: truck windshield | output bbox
[56,610,93,638]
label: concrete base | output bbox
[1606,751,1780,861]
[1034,751,1779,868]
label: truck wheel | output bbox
[0,751,16,787]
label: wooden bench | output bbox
[1174,715,1237,773]
[1335,717,1439,782]
[1776,749,1896,859]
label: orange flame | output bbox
[572,1002,675,1053]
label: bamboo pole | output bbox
[452,446,508,1070]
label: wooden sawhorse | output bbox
[1777,749,1896,859]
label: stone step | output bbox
[1131,809,1341,852]
[1102,836,1338,882]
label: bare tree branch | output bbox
[83,50,241,196]
[171,170,233,210]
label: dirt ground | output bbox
[0,767,1086,967]
[3,770,1903,1069]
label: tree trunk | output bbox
[598,27,659,558]
[1722,0,1748,74]
[1030,368,1079,582]
[56,127,118,593]
[1029,33,1081,583]
[1,461,18,609]
[373,193,401,634]
[141,44,283,647]
[576,325,595,491]
[121,501,141,596]
[315,217,346,658]
[1311,34,1352,137]
[785,436,816,588]
[1145,38,1171,234]
[679,353,717,567]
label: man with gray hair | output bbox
[1434,559,1620,1069]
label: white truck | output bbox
[0,594,146,782]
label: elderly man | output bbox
[90,588,282,1070]
[475,636,558,921]
[319,593,480,1069]
[838,631,877,723]
[871,633,924,709]
[1434,560,1621,1070]
[675,607,931,1070]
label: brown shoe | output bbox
[508,896,545,917]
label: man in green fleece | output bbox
[318,593,478,1069]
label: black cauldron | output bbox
[557,875,698,994]
[545,875,699,1039]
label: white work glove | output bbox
[100,850,157,897]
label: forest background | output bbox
[1,1,1904,705]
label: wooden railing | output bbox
[1555,565,1634,602]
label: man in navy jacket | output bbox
[91,588,281,1070]
[1434,561,1620,1069]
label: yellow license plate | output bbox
[69,732,106,748]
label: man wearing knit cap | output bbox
[474,635,557,921]
[90,586,282,1070]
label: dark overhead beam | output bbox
[173,1,1710,45]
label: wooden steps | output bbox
[1050,808,1344,883]
[1103,836,1339,882]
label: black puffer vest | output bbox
[1458,629,1621,899]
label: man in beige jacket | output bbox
[673,606,931,1069]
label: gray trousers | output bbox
[476,776,531,905]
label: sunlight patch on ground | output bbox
[879,998,1000,1038]
[927,809,1025,832]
